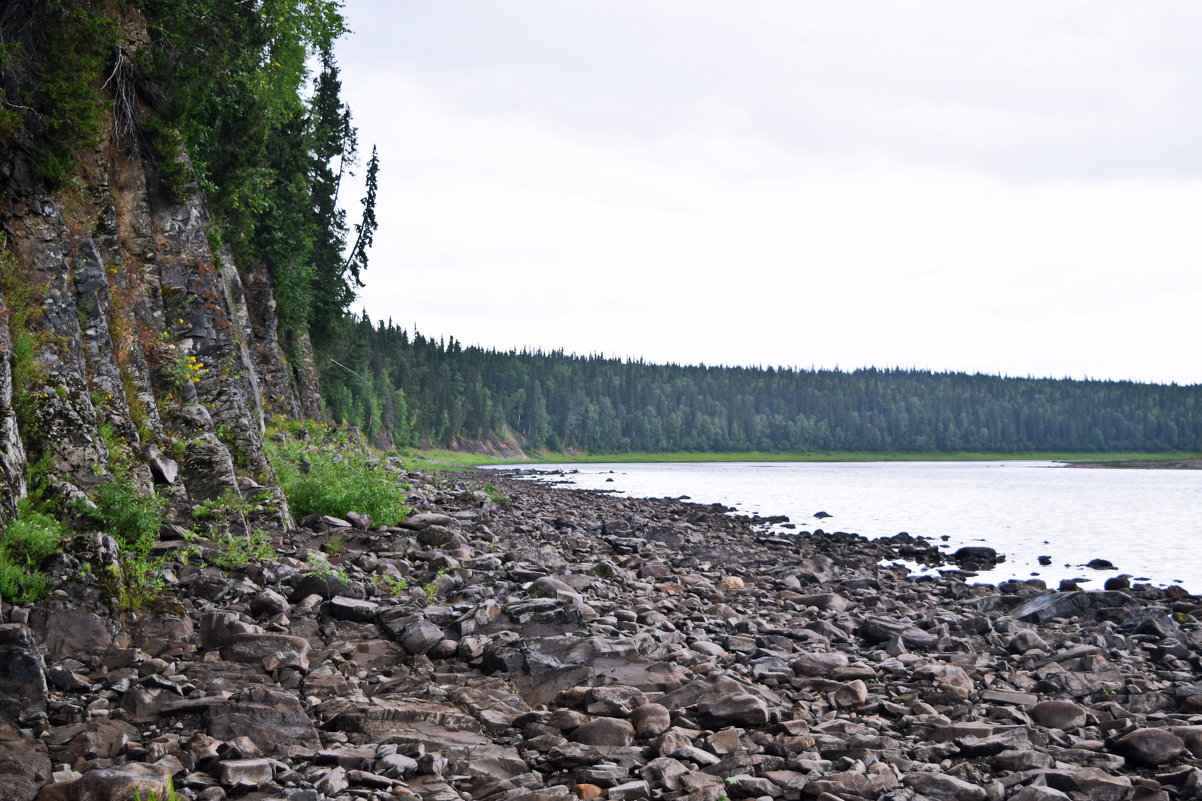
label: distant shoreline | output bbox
[408,448,1202,467]
[1061,458,1202,470]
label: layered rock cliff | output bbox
[0,79,302,534]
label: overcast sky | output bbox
[335,1,1202,385]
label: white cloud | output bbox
[337,1,1202,383]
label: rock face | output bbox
[1,471,1200,800]
[0,34,297,538]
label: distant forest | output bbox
[317,319,1202,454]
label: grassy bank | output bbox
[399,449,1202,467]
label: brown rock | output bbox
[219,632,311,668]
[913,663,974,702]
[573,716,636,746]
[795,592,851,612]
[205,687,320,755]
[631,703,672,739]
[401,512,457,530]
[215,758,274,788]
[33,761,171,801]
[1010,786,1071,801]
[249,589,289,617]
[0,722,53,801]
[696,692,771,727]
[1007,629,1048,654]
[902,772,987,801]
[1112,728,1185,768]
[832,679,869,708]
[585,685,648,717]
[1029,700,1086,731]
[792,651,849,677]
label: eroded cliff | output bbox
[0,18,305,536]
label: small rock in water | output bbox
[1104,574,1132,591]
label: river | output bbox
[510,461,1202,592]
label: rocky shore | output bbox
[2,471,1201,801]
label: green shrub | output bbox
[191,488,265,522]
[269,445,410,526]
[374,574,408,596]
[210,528,276,570]
[304,552,348,584]
[0,503,67,602]
[0,562,47,604]
[107,556,167,612]
[88,469,167,556]
[482,482,510,504]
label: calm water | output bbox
[512,461,1202,592]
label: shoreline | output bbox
[1061,458,1202,470]
[4,468,1201,800]
[411,448,1202,467]
[496,463,1200,593]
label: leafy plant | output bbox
[423,567,447,603]
[191,488,265,522]
[0,502,68,602]
[156,331,208,390]
[482,482,510,504]
[210,528,276,570]
[87,469,167,557]
[374,574,408,596]
[0,2,118,183]
[304,552,349,584]
[107,556,167,613]
[266,436,410,526]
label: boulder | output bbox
[33,761,171,801]
[792,651,849,676]
[0,722,53,801]
[248,589,289,617]
[204,687,320,755]
[573,717,635,747]
[696,692,771,728]
[1011,591,1137,623]
[584,686,647,717]
[402,512,457,530]
[630,703,671,739]
[27,606,114,659]
[0,625,47,722]
[215,758,274,789]
[379,612,444,655]
[952,546,1002,568]
[913,663,974,702]
[1111,728,1185,768]
[1029,700,1086,731]
[324,595,380,622]
[902,772,987,801]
